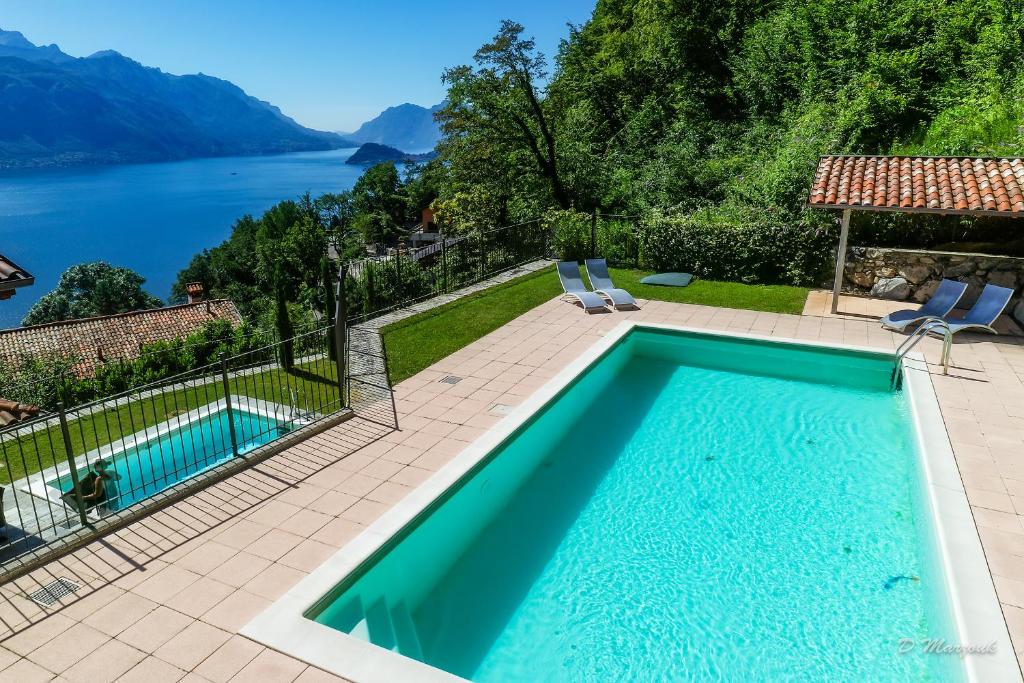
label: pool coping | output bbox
[242,322,1019,683]
[13,396,310,514]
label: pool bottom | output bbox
[244,324,1017,683]
[44,404,287,511]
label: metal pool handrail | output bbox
[891,316,952,388]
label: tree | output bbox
[273,264,295,371]
[23,262,163,326]
[321,256,337,361]
[438,21,571,211]
[351,163,407,250]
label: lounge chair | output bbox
[557,261,608,313]
[584,258,638,309]
[932,283,1015,335]
[880,279,967,332]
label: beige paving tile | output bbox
[228,648,306,682]
[115,655,186,682]
[62,638,146,683]
[243,529,304,562]
[27,623,109,674]
[169,577,235,619]
[117,606,193,653]
[153,621,231,671]
[278,539,337,573]
[294,665,348,682]
[242,563,307,601]
[1,656,56,682]
[200,590,270,632]
[338,499,388,525]
[206,553,272,589]
[192,636,262,683]
[132,566,202,604]
[4,612,78,656]
[81,592,159,638]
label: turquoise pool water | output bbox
[310,329,962,681]
[49,407,285,510]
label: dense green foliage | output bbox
[428,3,1024,257]
[23,262,163,326]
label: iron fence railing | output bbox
[345,218,549,323]
[0,322,371,575]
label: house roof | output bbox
[0,399,40,429]
[808,155,1024,216]
[0,300,243,377]
[0,254,35,300]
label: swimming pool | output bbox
[31,399,290,511]
[245,324,1016,682]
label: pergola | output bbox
[807,155,1024,313]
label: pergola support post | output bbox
[831,208,852,314]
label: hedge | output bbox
[634,214,835,286]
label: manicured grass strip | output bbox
[383,265,810,384]
[600,268,809,315]
[382,267,562,384]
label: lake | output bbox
[0,148,366,329]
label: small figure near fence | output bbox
[61,458,113,513]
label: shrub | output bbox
[545,210,592,261]
[595,218,639,266]
[636,211,835,286]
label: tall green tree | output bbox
[351,163,407,249]
[438,21,571,217]
[273,264,295,371]
[23,262,163,326]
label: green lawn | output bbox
[382,264,808,383]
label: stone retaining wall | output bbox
[843,247,1024,324]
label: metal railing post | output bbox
[57,403,89,527]
[440,229,448,293]
[478,230,485,280]
[591,210,597,259]
[394,248,403,307]
[334,264,348,407]
[220,353,240,458]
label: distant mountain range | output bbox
[341,102,444,153]
[345,143,437,165]
[0,28,354,169]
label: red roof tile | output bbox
[0,300,242,377]
[0,398,40,428]
[0,253,35,300]
[808,156,1024,216]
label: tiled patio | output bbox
[2,293,1024,681]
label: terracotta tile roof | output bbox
[0,398,40,428]
[0,253,35,300]
[0,300,242,377]
[808,156,1024,216]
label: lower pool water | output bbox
[49,407,285,510]
[311,328,962,681]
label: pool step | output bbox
[389,601,424,661]
[364,598,397,650]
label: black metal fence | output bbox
[0,321,389,575]
[345,218,549,323]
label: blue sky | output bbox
[2,1,595,132]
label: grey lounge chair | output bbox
[584,259,638,309]
[557,261,607,313]
[880,279,967,332]
[933,283,1015,335]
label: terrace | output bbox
[0,264,1020,681]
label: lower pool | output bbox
[46,404,287,510]
[246,324,1013,681]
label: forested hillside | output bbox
[431,1,1024,244]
